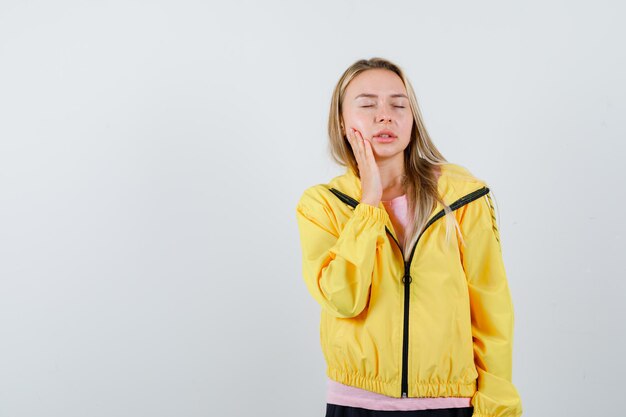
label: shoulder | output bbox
[295,182,349,237]
[296,169,355,211]
[295,182,338,222]
[297,183,332,207]
[444,163,500,238]
[440,162,488,190]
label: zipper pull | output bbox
[402,261,412,284]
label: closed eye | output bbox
[361,105,405,108]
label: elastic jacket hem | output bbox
[327,367,477,399]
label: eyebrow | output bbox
[354,93,409,100]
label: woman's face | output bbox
[341,69,413,160]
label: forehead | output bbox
[345,69,407,98]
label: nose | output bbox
[376,109,392,124]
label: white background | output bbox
[1,1,624,416]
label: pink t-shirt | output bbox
[326,193,472,411]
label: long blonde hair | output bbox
[327,57,481,259]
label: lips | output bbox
[373,129,397,138]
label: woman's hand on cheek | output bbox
[346,127,382,207]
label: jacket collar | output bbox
[326,163,488,225]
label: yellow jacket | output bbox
[295,163,522,417]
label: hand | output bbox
[346,127,382,207]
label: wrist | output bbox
[360,197,380,207]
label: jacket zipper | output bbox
[327,185,490,398]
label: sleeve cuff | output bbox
[354,202,389,223]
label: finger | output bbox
[363,137,375,162]
[349,128,364,161]
[344,128,353,148]
[346,128,356,154]
[353,129,366,156]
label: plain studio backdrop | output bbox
[1,1,624,416]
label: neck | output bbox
[376,154,405,191]
[376,154,406,201]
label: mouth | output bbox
[373,130,397,143]
[373,130,397,138]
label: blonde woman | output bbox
[295,58,523,417]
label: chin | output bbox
[372,142,402,150]
[372,149,403,158]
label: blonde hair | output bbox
[327,57,486,259]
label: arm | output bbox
[458,192,523,417]
[295,187,389,318]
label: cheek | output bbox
[400,123,413,144]
[401,117,414,134]
[342,109,359,123]
[349,111,368,121]
[345,114,369,131]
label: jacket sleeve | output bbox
[295,187,389,318]
[458,191,523,417]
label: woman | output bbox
[295,57,523,417]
